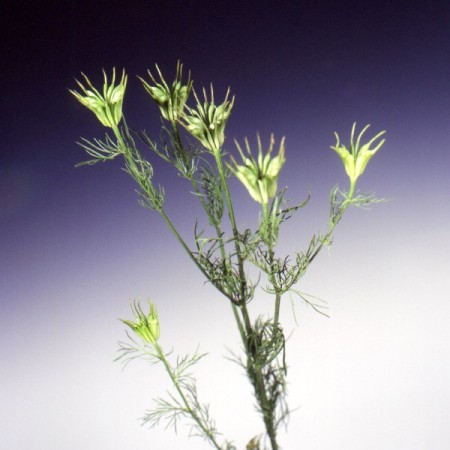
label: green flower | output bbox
[180,85,235,154]
[228,134,286,205]
[70,68,127,128]
[121,301,160,345]
[331,123,386,194]
[139,61,192,123]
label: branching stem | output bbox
[153,343,223,450]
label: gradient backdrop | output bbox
[2,1,450,449]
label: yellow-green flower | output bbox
[228,134,286,205]
[70,68,127,128]
[180,85,235,154]
[121,301,160,345]
[331,123,386,194]
[139,61,192,123]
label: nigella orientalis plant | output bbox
[71,61,386,450]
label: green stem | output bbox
[154,343,223,450]
[273,293,282,330]
[172,126,247,343]
[308,190,353,265]
[261,201,283,336]
[213,150,280,450]
[348,180,355,199]
[113,125,222,296]
[187,172,247,344]
[212,150,253,334]
[262,201,269,221]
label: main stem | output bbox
[213,149,280,450]
[172,125,248,345]
[261,202,283,333]
[213,150,253,333]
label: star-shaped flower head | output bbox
[228,134,286,205]
[331,123,386,195]
[70,68,127,128]
[180,85,235,154]
[121,301,160,345]
[139,61,192,123]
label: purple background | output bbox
[2,1,450,449]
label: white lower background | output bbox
[2,180,450,450]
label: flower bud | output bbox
[139,61,191,123]
[181,85,235,154]
[121,301,160,345]
[331,123,385,193]
[70,68,127,128]
[228,134,286,205]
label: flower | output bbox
[331,123,386,194]
[139,61,192,123]
[70,68,127,128]
[121,301,160,345]
[228,134,286,205]
[180,85,235,154]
